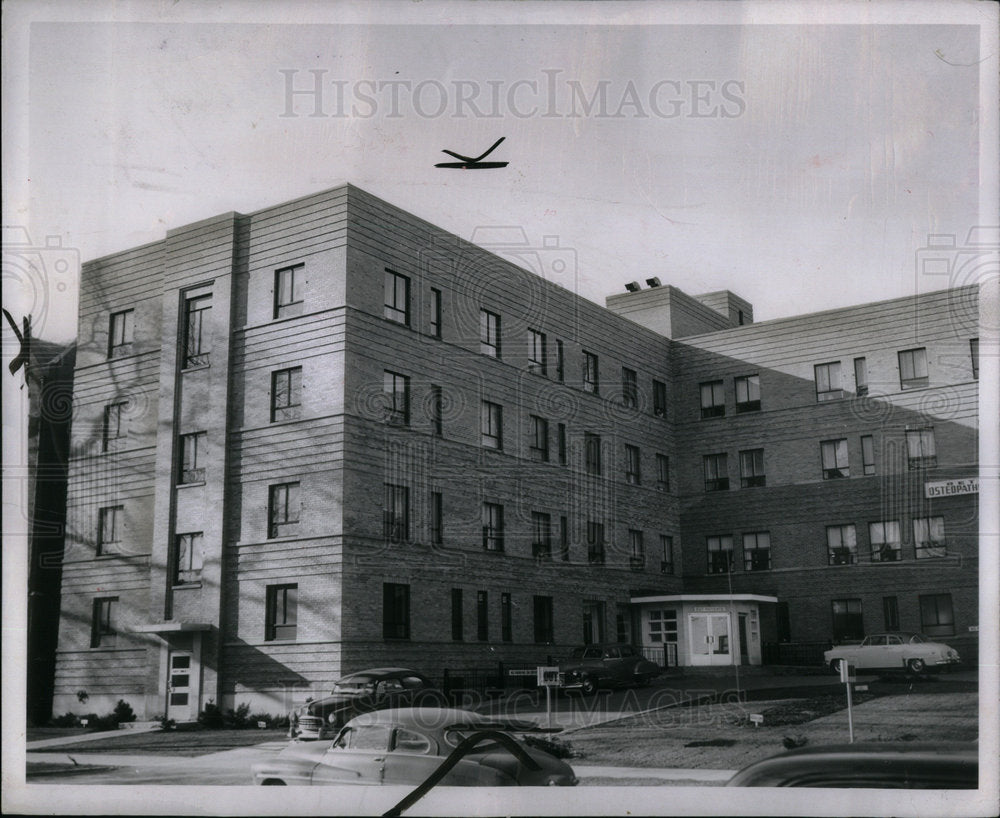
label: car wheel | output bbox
[907,658,926,674]
[829,660,842,675]
[261,779,286,786]
[580,675,598,696]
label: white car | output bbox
[823,632,960,675]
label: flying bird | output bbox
[435,137,508,169]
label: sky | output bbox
[3,0,995,345]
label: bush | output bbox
[224,702,252,729]
[198,701,225,729]
[113,699,136,724]
[50,712,80,728]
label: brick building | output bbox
[52,184,979,719]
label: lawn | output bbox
[30,726,289,757]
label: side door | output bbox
[855,635,885,669]
[310,725,390,785]
[381,727,446,786]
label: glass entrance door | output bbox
[166,651,193,721]
[688,614,732,666]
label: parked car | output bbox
[726,742,978,788]
[255,707,579,787]
[288,667,443,740]
[558,643,660,694]
[823,632,961,675]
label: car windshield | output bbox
[333,678,377,695]
[332,725,392,751]
[908,634,926,643]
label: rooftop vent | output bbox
[624,281,641,292]
[646,277,661,287]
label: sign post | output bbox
[537,667,561,728]
[838,659,856,742]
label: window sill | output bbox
[263,638,298,644]
[176,481,206,489]
[172,582,203,590]
[181,363,211,373]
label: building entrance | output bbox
[688,613,731,666]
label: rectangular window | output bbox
[905,428,937,469]
[477,591,489,641]
[430,288,442,338]
[173,532,203,584]
[582,351,600,393]
[735,375,761,412]
[919,593,955,637]
[622,367,638,408]
[481,401,503,450]
[533,595,554,643]
[970,338,979,379]
[529,415,549,461]
[853,357,868,396]
[179,432,207,484]
[274,265,303,319]
[451,589,463,641]
[739,448,765,488]
[555,340,565,381]
[584,433,602,475]
[898,347,928,389]
[883,596,900,631]
[383,371,410,426]
[827,524,857,565]
[616,609,630,645]
[861,435,876,475]
[480,309,501,357]
[528,329,547,374]
[501,592,512,642]
[265,584,297,641]
[624,444,641,485]
[102,402,126,451]
[831,598,863,642]
[268,482,300,538]
[629,529,645,569]
[743,531,771,571]
[108,309,135,358]
[559,515,569,561]
[97,505,123,556]
[430,385,443,436]
[913,515,947,559]
[586,521,605,564]
[382,583,410,640]
[557,423,567,465]
[482,502,504,552]
[384,270,410,325]
[776,602,791,642]
[656,454,670,491]
[706,535,734,574]
[648,608,678,645]
[700,380,725,418]
[532,511,552,560]
[660,534,674,575]
[430,491,443,545]
[383,484,409,543]
[814,361,843,401]
[183,294,212,368]
[703,453,729,491]
[653,379,667,418]
[869,520,901,562]
[271,367,302,422]
[90,597,118,648]
[821,438,850,479]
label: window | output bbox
[532,512,552,560]
[735,375,761,412]
[477,591,489,641]
[179,432,207,484]
[274,265,303,319]
[814,361,842,401]
[706,535,733,574]
[739,448,765,488]
[480,309,501,357]
[703,453,729,491]
[529,415,549,461]
[656,454,670,491]
[624,444,641,485]
[183,294,212,368]
[586,521,605,564]
[652,379,667,418]
[384,270,410,325]
[582,351,599,393]
[108,309,135,358]
[776,602,791,643]
[869,520,901,562]
[831,598,863,642]
[660,535,674,574]
[480,401,503,450]
[429,288,442,338]
[268,482,300,538]
[559,516,569,561]
[913,516,946,559]
[383,583,410,639]
[271,367,302,422]
[883,596,900,631]
[482,502,504,552]
[97,505,123,556]
[616,609,630,644]
[173,532,203,584]
[853,357,868,396]
[265,584,297,641]
[90,597,118,648]
[861,435,875,475]
[383,484,409,543]
[919,593,955,637]
[700,380,725,418]
[557,423,567,465]
[622,367,638,408]
[501,593,512,642]
[528,329,547,374]
[827,524,857,565]
[648,609,678,644]
[905,428,936,469]
[584,433,602,475]
[430,385,443,436]
[743,531,771,571]
[970,338,979,379]
[555,340,565,381]
[430,491,443,545]
[629,529,645,569]
[533,596,554,643]
[898,347,928,389]
[451,589,463,641]
[102,402,126,451]
[821,438,849,479]
[383,371,410,426]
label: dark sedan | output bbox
[558,643,660,695]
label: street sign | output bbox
[749,714,764,727]
[855,685,868,692]
[537,666,561,686]
[508,669,536,676]
[838,660,856,683]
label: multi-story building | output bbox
[51,184,979,719]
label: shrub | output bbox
[113,699,136,724]
[223,702,252,729]
[50,712,80,728]
[158,715,176,731]
[198,701,225,729]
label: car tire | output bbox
[261,779,286,786]
[829,660,842,675]
[907,658,926,675]
[580,676,598,696]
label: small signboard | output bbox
[749,714,764,727]
[508,669,536,677]
[924,478,978,499]
[839,660,856,683]
[855,684,869,692]
[537,666,561,686]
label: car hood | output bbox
[300,694,368,714]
